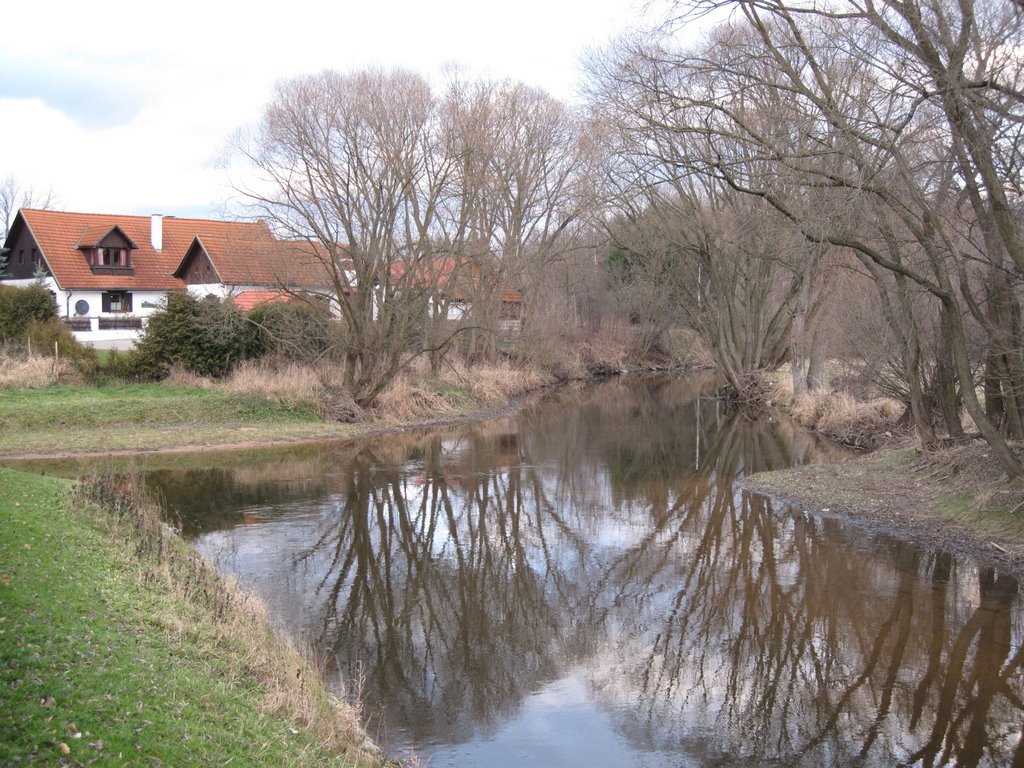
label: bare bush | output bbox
[791,391,904,450]
[0,352,78,388]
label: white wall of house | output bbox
[185,283,264,299]
[426,296,468,321]
[5,277,171,350]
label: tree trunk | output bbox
[807,325,826,391]
[935,322,964,439]
[942,299,1023,478]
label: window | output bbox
[18,250,24,264]
[97,247,125,267]
[499,300,522,321]
[31,248,38,265]
[85,244,133,274]
[101,291,132,313]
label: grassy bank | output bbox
[0,384,356,457]
[0,467,381,767]
[0,359,558,459]
[745,442,1024,575]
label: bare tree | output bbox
[234,69,461,405]
[589,0,1024,473]
[588,29,832,394]
[0,175,57,274]
[234,70,593,399]
[438,78,592,365]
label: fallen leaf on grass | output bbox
[58,742,70,755]
[41,695,56,708]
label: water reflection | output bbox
[152,376,1024,767]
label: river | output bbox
[138,374,1024,767]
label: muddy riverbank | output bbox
[743,441,1024,578]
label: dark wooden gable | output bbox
[95,228,134,251]
[76,223,137,250]
[175,238,221,285]
[1,212,51,281]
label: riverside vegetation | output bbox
[0,358,564,459]
[749,372,1024,576]
[0,283,693,459]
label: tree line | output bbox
[5,0,1018,472]
[584,0,1024,475]
[228,0,1024,473]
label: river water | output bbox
[140,375,1024,767]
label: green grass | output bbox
[0,468,377,767]
[0,384,362,457]
[0,384,320,430]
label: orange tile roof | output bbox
[20,209,273,292]
[175,232,343,290]
[16,209,519,304]
[76,223,137,249]
[230,290,295,311]
[391,257,524,303]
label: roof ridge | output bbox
[22,209,266,228]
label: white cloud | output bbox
[0,0,665,217]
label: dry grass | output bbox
[0,354,57,388]
[765,371,796,407]
[580,325,632,370]
[373,360,552,423]
[453,361,550,403]
[162,364,216,389]
[374,375,455,422]
[789,389,904,449]
[170,355,560,425]
[0,353,78,389]
[210,360,326,405]
[75,474,381,764]
[665,328,715,366]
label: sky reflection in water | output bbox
[148,376,1024,767]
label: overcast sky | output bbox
[0,0,671,219]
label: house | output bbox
[0,209,340,349]
[172,229,344,306]
[391,257,524,333]
[0,206,522,347]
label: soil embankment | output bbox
[744,442,1024,578]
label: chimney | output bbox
[151,214,163,251]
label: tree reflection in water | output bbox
[167,376,1024,767]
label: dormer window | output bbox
[96,247,127,267]
[77,224,136,275]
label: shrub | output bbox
[96,348,146,384]
[246,301,335,363]
[0,283,57,344]
[25,318,98,373]
[133,293,253,379]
